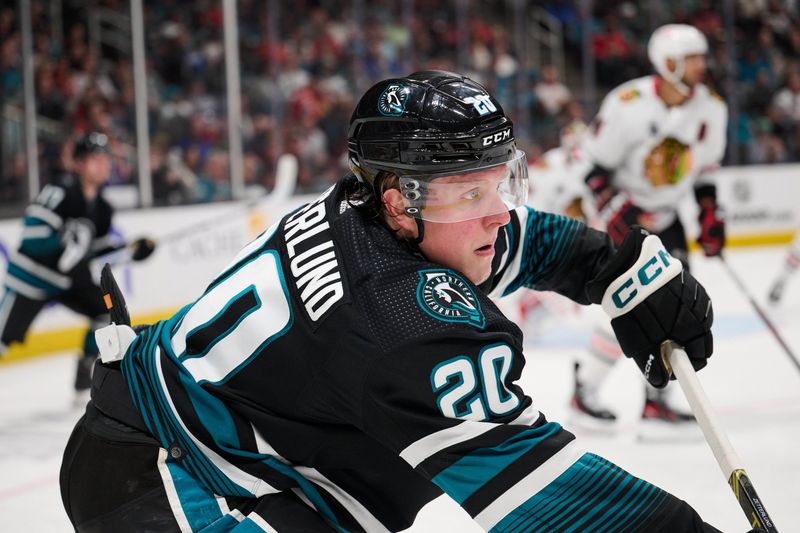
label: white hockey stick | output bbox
[660,340,778,532]
[94,153,299,266]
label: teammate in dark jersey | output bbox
[61,73,724,532]
[0,132,154,396]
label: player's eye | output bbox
[461,189,481,201]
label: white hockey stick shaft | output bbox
[662,341,743,477]
[661,340,778,532]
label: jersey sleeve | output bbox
[697,96,728,187]
[581,90,631,171]
[486,206,614,303]
[18,184,67,259]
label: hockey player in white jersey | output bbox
[571,24,728,425]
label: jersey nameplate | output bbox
[284,187,345,322]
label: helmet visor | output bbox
[398,150,528,223]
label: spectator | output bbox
[592,14,636,87]
[772,70,800,126]
[534,65,572,116]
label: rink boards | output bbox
[0,163,798,363]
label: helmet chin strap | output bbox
[663,57,692,97]
[667,75,692,97]
[413,217,425,246]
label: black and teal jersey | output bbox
[120,176,709,532]
[5,175,114,300]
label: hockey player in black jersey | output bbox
[0,132,154,398]
[61,73,730,532]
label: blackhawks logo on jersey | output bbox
[378,83,410,116]
[644,137,693,187]
[416,269,485,328]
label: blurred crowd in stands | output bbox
[1,0,800,208]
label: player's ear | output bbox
[665,57,677,74]
[382,188,418,237]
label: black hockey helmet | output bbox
[73,131,109,160]
[347,71,527,223]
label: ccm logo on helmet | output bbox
[482,128,512,147]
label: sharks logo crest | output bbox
[416,270,485,328]
[378,83,409,116]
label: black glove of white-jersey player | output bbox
[587,227,714,388]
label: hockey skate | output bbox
[72,355,95,408]
[641,397,695,423]
[569,362,617,433]
[637,389,702,442]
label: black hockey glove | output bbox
[695,184,725,257]
[130,237,156,262]
[587,227,714,388]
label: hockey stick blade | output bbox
[100,263,131,327]
[660,341,778,532]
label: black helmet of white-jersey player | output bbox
[648,24,708,96]
[347,70,528,236]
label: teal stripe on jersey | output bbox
[512,453,619,532]
[145,351,245,496]
[432,422,562,505]
[533,216,576,280]
[505,210,580,295]
[593,479,658,533]
[617,484,668,533]
[490,453,668,533]
[6,263,62,296]
[554,468,638,531]
[123,323,248,497]
[19,216,60,256]
[178,370,241,450]
[166,459,224,530]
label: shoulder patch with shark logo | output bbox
[416,269,486,328]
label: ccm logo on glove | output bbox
[602,235,683,318]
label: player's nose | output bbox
[483,197,511,227]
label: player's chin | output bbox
[467,256,494,285]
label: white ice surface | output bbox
[1,247,798,532]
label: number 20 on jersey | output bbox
[431,344,520,421]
